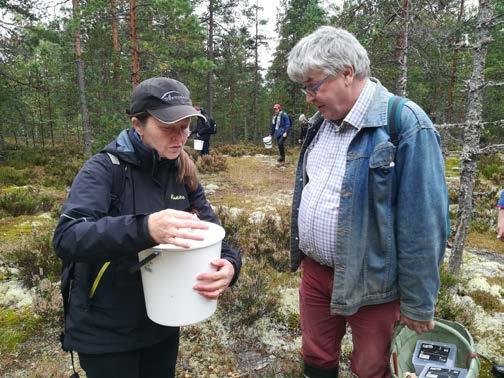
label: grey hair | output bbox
[287,26,370,82]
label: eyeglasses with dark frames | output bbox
[301,75,333,96]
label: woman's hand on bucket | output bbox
[147,209,208,248]
[194,259,235,299]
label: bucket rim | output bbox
[152,221,225,251]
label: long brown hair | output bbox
[177,149,198,191]
[133,113,199,192]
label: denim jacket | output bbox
[290,80,448,321]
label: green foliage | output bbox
[42,158,83,188]
[477,154,504,186]
[470,290,504,315]
[195,151,228,173]
[0,166,32,186]
[0,308,42,354]
[435,266,475,331]
[0,186,58,217]
[5,229,61,287]
[267,0,327,115]
[216,205,291,271]
[219,258,281,327]
[3,146,51,168]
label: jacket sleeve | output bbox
[188,184,242,286]
[497,190,504,208]
[394,102,448,321]
[53,154,156,265]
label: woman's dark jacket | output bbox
[53,129,241,354]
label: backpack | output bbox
[59,152,126,347]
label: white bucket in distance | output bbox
[138,221,225,326]
[193,139,204,151]
[263,135,273,149]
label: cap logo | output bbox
[160,91,188,103]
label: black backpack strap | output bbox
[106,152,126,205]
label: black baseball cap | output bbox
[129,77,205,124]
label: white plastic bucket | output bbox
[262,135,273,149]
[138,221,225,326]
[194,139,204,151]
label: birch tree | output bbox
[394,0,410,96]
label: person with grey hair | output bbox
[287,26,448,377]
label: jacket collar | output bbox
[360,78,391,129]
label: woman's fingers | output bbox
[147,209,209,244]
[194,259,234,295]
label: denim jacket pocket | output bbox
[369,142,396,201]
[369,141,396,168]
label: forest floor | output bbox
[0,152,503,377]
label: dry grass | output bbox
[201,155,296,211]
[466,231,504,254]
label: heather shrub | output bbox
[219,258,281,327]
[31,276,63,324]
[214,143,277,157]
[0,166,32,186]
[478,154,504,185]
[435,266,476,333]
[215,205,291,271]
[42,158,83,188]
[0,186,59,216]
[5,229,61,287]
[196,151,228,173]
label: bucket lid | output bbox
[152,221,225,252]
[263,135,272,142]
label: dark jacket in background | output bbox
[53,129,241,354]
[193,111,214,142]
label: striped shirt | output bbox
[298,79,376,267]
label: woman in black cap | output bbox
[53,77,241,378]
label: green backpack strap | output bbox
[387,95,409,146]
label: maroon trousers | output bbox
[300,257,400,378]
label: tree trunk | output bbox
[394,0,410,96]
[446,0,465,122]
[73,0,92,156]
[206,0,214,117]
[45,74,55,148]
[111,0,121,87]
[448,0,494,275]
[129,0,140,87]
[252,0,259,143]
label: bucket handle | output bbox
[392,319,479,373]
[129,251,160,274]
[393,320,474,353]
